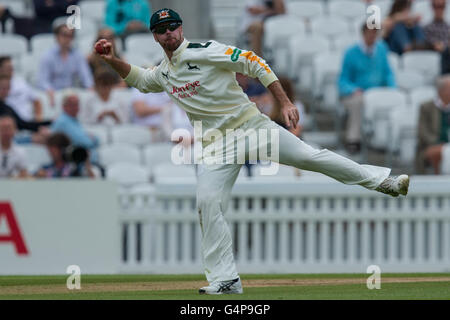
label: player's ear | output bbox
[153,32,158,42]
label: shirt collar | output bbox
[62,111,78,121]
[164,38,189,64]
[56,44,73,55]
[434,97,450,110]
[359,39,376,56]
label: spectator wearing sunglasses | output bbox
[424,0,450,74]
[37,23,94,107]
[105,0,151,37]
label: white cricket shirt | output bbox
[124,38,278,146]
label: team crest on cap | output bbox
[158,10,170,19]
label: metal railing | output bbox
[119,176,450,273]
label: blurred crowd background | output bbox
[0,0,449,185]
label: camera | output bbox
[62,145,88,164]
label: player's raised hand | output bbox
[282,102,299,130]
[93,39,114,62]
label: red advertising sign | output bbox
[0,202,29,255]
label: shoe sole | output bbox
[397,175,409,196]
[199,289,223,295]
[198,289,243,295]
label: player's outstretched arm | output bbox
[267,80,299,130]
[93,39,131,79]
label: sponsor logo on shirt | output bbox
[187,62,200,71]
[171,81,201,99]
[224,48,271,73]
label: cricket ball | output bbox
[95,42,108,54]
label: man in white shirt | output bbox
[94,8,410,295]
[0,115,28,178]
[0,56,43,121]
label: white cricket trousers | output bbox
[196,113,391,283]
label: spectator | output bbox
[87,27,126,87]
[236,72,272,114]
[35,132,95,178]
[51,91,99,163]
[130,88,171,142]
[0,76,51,144]
[0,5,11,34]
[0,56,43,121]
[81,68,129,125]
[32,0,79,32]
[268,77,304,138]
[166,104,194,147]
[338,24,396,153]
[382,0,426,55]
[240,0,286,56]
[424,0,450,74]
[37,23,94,106]
[416,75,450,174]
[104,0,151,37]
[2,0,79,39]
[0,115,28,178]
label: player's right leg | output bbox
[196,163,244,294]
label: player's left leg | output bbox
[251,113,409,196]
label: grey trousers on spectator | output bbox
[341,93,364,143]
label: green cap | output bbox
[150,8,183,31]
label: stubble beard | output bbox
[162,36,182,52]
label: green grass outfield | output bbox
[0,273,449,300]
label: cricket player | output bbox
[95,8,410,295]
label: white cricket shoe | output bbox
[199,278,243,295]
[375,174,410,197]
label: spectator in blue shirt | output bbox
[51,92,99,163]
[104,0,151,37]
[338,23,396,153]
[37,23,94,107]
